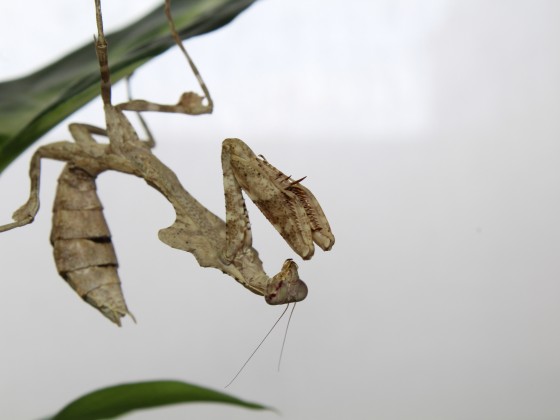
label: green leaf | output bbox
[46,380,271,420]
[0,0,257,173]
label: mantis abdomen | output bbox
[50,165,132,326]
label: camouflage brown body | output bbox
[50,165,131,325]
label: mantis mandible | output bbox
[0,0,334,325]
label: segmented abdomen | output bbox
[50,165,132,326]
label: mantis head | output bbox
[265,259,308,305]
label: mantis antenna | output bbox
[277,303,297,372]
[225,304,292,388]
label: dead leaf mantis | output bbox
[0,0,334,326]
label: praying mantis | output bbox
[0,0,334,326]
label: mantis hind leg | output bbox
[0,141,87,233]
[0,151,43,232]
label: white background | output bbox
[1,0,560,419]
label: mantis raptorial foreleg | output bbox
[222,138,335,261]
[219,138,334,304]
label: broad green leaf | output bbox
[0,0,257,173]
[46,380,271,420]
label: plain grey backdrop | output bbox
[1,0,560,419]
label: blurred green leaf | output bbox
[0,0,256,173]
[46,380,271,420]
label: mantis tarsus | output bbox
[0,0,334,326]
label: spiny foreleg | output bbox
[220,140,309,305]
[221,138,335,261]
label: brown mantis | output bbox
[0,0,334,326]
